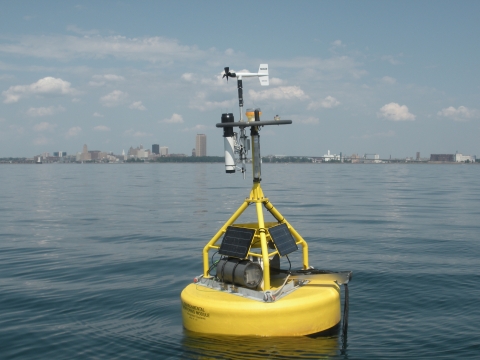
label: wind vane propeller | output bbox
[222,67,236,82]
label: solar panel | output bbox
[218,226,256,258]
[269,223,298,256]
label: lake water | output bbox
[1,163,479,359]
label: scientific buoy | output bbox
[181,64,352,337]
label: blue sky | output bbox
[1,1,479,158]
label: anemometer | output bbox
[217,64,291,179]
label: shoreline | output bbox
[1,161,478,165]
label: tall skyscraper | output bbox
[80,144,91,161]
[152,144,159,155]
[195,134,206,157]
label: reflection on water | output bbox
[181,330,340,359]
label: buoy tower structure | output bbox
[181,64,351,337]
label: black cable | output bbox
[285,254,292,272]
[211,251,218,265]
[207,251,220,277]
[207,260,219,277]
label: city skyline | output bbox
[6,138,477,164]
[1,2,479,158]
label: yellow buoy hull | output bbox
[181,279,341,336]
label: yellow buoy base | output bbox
[181,279,341,337]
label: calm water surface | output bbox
[0,163,479,359]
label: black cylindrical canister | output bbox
[216,258,263,289]
[221,113,234,137]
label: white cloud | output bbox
[161,113,184,124]
[307,96,340,110]
[33,136,49,145]
[332,40,345,47]
[33,122,56,132]
[182,73,194,82]
[89,81,105,87]
[65,126,82,138]
[0,74,14,81]
[93,112,104,117]
[275,56,366,80]
[189,92,236,111]
[437,106,477,122]
[378,103,415,121]
[93,125,110,131]
[2,77,75,103]
[124,129,152,137]
[182,124,206,132]
[129,101,146,111]
[26,105,65,117]
[381,54,403,65]
[100,90,127,107]
[269,77,285,86]
[66,25,99,36]
[102,74,125,81]
[329,40,347,56]
[203,71,231,87]
[382,76,396,84]
[249,86,309,101]
[89,74,125,86]
[0,34,205,62]
[298,117,320,125]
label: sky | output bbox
[1,0,479,158]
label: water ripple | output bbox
[1,164,479,358]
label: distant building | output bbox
[429,153,475,162]
[160,146,168,156]
[137,149,148,158]
[430,154,454,162]
[455,153,476,163]
[192,148,196,157]
[416,152,420,161]
[89,151,101,160]
[152,144,159,155]
[128,144,149,159]
[128,146,136,157]
[196,134,206,157]
[77,144,91,161]
[323,150,340,162]
[53,151,67,157]
[350,154,361,163]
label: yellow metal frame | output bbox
[202,182,309,290]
